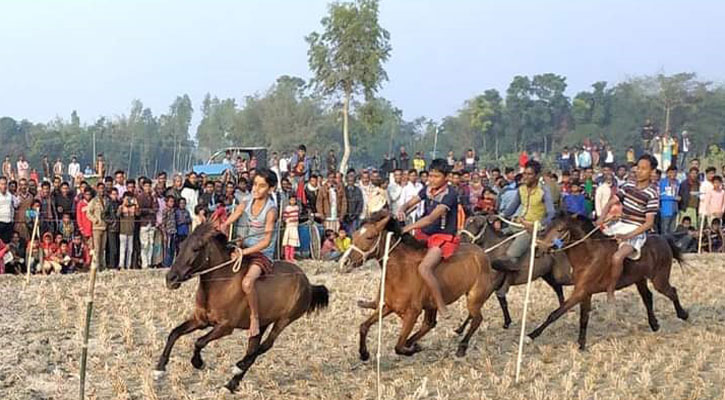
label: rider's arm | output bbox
[241,208,276,256]
[619,212,656,240]
[220,201,247,230]
[397,195,421,219]
[402,204,447,234]
[595,195,618,225]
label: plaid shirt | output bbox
[162,207,176,236]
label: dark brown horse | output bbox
[459,215,571,329]
[154,222,329,392]
[345,212,495,358]
[531,213,688,350]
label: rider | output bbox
[596,154,659,302]
[498,160,556,271]
[397,159,459,316]
[220,168,278,338]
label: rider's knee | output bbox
[242,277,255,293]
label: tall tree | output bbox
[306,0,391,173]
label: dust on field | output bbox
[1,255,724,400]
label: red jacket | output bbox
[76,199,92,237]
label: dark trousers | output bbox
[342,217,359,237]
[106,231,120,268]
[0,221,12,243]
[660,216,677,235]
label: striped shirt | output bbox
[618,181,659,226]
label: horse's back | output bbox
[438,243,491,289]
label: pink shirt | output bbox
[703,188,725,217]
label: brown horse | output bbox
[459,215,571,329]
[345,212,495,358]
[154,222,329,392]
[531,213,688,350]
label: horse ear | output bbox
[375,215,391,232]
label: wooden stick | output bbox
[515,221,539,384]
[24,210,40,287]
[376,232,393,400]
[228,200,236,241]
[79,252,99,399]
[698,214,705,254]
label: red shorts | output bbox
[414,232,460,260]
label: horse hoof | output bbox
[650,322,660,332]
[232,366,243,375]
[360,351,370,362]
[503,322,511,330]
[524,336,533,345]
[456,346,467,357]
[224,382,237,393]
[191,358,205,370]
[152,370,166,381]
[678,310,689,321]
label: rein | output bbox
[459,222,487,244]
[189,247,245,278]
[340,232,402,269]
[550,225,603,253]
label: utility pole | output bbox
[92,129,96,163]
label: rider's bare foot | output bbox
[357,299,377,309]
[249,316,260,338]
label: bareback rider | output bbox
[497,160,556,271]
[596,154,659,302]
[397,159,460,317]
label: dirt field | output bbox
[1,255,724,400]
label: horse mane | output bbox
[363,211,427,250]
[560,211,609,240]
[190,221,230,248]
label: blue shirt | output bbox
[563,193,587,217]
[418,185,458,236]
[659,178,680,218]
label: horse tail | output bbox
[307,285,330,314]
[665,235,686,272]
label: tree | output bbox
[306,0,391,173]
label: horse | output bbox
[458,214,571,329]
[154,222,329,392]
[531,212,688,350]
[344,211,495,358]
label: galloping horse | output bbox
[154,222,329,392]
[459,215,571,329]
[532,213,688,350]
[345,212,495,358]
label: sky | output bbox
[1,0,723,127]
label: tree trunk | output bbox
[495,133,500,160]
[339,91,351,174]
[664,104,671,134]
[482,131,487,155]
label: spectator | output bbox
[659,166,680,234]
[544,172,561,210]
[398,146,410,171]
[673,216,697,253]
[161,195,177,268]
[679,131,690,170]
[326,150,337,176]
[563,183,587,216]
[413,152,426,172]
[84,165,93,176]
[175,198,191,245]
[699,167,717,224]
[650,135,663,167]
[0,238,8,274]
[69,235,90,272]
[68,156,81,179]
[463,149,478,171]
[335,228,351,252]
[86,184,107,269]
[137,178,158,268]
[401,169,423,224]
[310,150,322,175]
[191,204,207,233]
[281,195,300,262]
[558,146,574,172]
[302,174,320,223]
[475,187,498,214]
[290,145,311,181]
[704,218,723,252]
[343,171,363,235]
[317,171,347,233]
[16,156,30,180]
[6,232,25,274]
[0,177,16,243]
[2,156,13,179]
[446,150,456,167]
[679,167,701,229]
[53,182,75,220]
[58,213,75,242]
[105,188,121,269]
[387,169,405,216]
[76,188,93,243]
[577,147,592,169]
[595,173,616,219]
[118,192,137,269]
[95,154,106,178]
[181,172,199,215]
[53,158,64,180]
[702,175,725,221]
[321,229,341,261]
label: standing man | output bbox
[96,154,106,178]
[387,169,405,217]
[326,149,338,176]
[16,156,29,181]
[401,169,424,225]
[68,156,81,179]
[317,171,346,234]
[290,145,311,181]
[0,177,17,244]
[41,156,51,182]
[678,167,700,229]
[137,178,158,268]
[679,130,690,170]
[53,158,64,180]
[398,146,410,171]
[86,183,108,270]
[343,170,364,235]
[659,166,680,235]
[597,154,659,302]
[2,156,13,180]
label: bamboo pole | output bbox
[376,232,393,400]
[515,221,539,384]
[79,251,99,399]
[698,214,705,254]
[24,210,40,287]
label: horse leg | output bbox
[651,273,689,320]
[635,280,659,332]
[578,295,592,351]
[454,316,471,335]
[457,276,495,357]
[496,294,513,329]
[528,290,586,342]
[154,319,206,375]
[394,309,422,356]
[190,323,235,370]
[542,272,566,306]
[457,311,482,357]
[405,309,437,349]
[359,306,392,361]
[224,321,283,393]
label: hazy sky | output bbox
[2,0,723,126]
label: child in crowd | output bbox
[563,182,587,216]
[703,218,723,252]
[282,195,300,262]
[118,192,138,269]
[335,228,351,253]
[475,187,497,214]
[702,175,725,221]
[192,204,207,233]
[161,195,177,268]
[69,235,90,272]
[58,213,75,241]
[321,229,341,261]
[56,240,72,273]
[40,232,62,274]
[175,198,192,246]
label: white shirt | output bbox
[16,161,29,179]
[605,151,614,164]
[699,179,714,215]
[357,182,373,219]
[68,162,81,178]
[279,158,289,173]
[181,187,199,216]
[401,182,423,219]
[0,190,16,223]
[387,182,404,214]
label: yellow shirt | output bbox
[413,158,426,172]
[335,237,351,252]
[519,185,546,223]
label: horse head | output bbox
[339,211,391,270]
[166,222,227,289]
[538,211,594,253]
[460,214,500,246]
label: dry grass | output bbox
[1,255,724,399]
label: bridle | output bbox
[459,217,488,244]
[340,230,402,268]
[546,224,603,253]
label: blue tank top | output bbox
[241,197,277,259]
